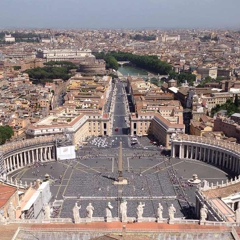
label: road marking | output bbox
[152,160,184,174]
[17,168,29,180]
[141,160,168,174]
[112,157,115,173]
[55,164,70,199]
[75,159,101,174]
[58,162,78,217]
[176,159,228,174]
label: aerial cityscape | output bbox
[0,1,240,240]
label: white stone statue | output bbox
[73,202,81,223]
[86,203,94,219]
[235,203,240,223]
[0,212,6,223]
[106,202,113,222]
[8,202,16,220]
[120,200,127,222]
[168,204,176,221]
[44,204,51,220]
[157,203,163,220]
[106,202,113,219]
[137,202,145,219]
[21,212,25,219]
[200,204,208,222]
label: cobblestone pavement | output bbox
[9,140,229,220]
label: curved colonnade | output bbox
[0,136,57,178]
[1,134,240,179]
[171,135,240,175]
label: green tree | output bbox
[0,126,14,145]
[234,94,239,107]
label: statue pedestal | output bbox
[157,218,164,223]
[121,217,128,223]
[137,217,143,222]
[106,217,112,222]
[168,219,175,225]
[200,220,206,225]
[74,219,81,224]
[86,218,92,223]
[113,179,128,185]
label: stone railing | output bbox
[6,218,72,225]
[1,136,57,155]
[1,177,28,189]
[172,134,240,154]
[200,175,240,191]
[196,190,226,222]
[4,217,240,228]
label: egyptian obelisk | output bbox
[114,141,128,185]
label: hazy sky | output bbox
[0,0,240,29]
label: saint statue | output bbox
[200,204,208,222]
[0,211,6,223]
[8,202,16,220]
[120,200,127,222]
[137,202,145,219]
[168,204,176,221]
[157,203,163,220]
[72,202,81,223]
[86,203,94,219]
[106,202,113,219]
[236,202,240,223]
[44,204,51,220]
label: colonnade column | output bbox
[179,144,183,159]
[16,155,19,169]
[48,147,51,160]
[20,153,23,167]
[31,150,34,164]
[172,144,176,158]
[186,146,189,159]
[40,148,43,162]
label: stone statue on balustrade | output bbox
[8,202,16,220]
[137,202,145,221]
[157,203,163,222]
[73,202,81,223]
[86,203,94,221]
[200,204,208,223]
[202,180,209,190]
[235,202,240,223]
[21,212,25,219]
[0,210,6,223]
[168,204,176,223]
[44,203,51,220]
[120,199,128,222]
[106,202,113,222]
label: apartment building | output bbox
[151,113,185,149]
[214,116,240,143]
[26,107,110,146]
[128,77,185,149]
[36,48,94,62]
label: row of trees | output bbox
[25,61,78,84]
[94,52,172,75]
[211,95,240,117]
[95,52,198,85]
[169,71,196,86]
[130,34,156,41]
[0,32,40,43]
[0,126,14,145]
[196,76,227,88]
